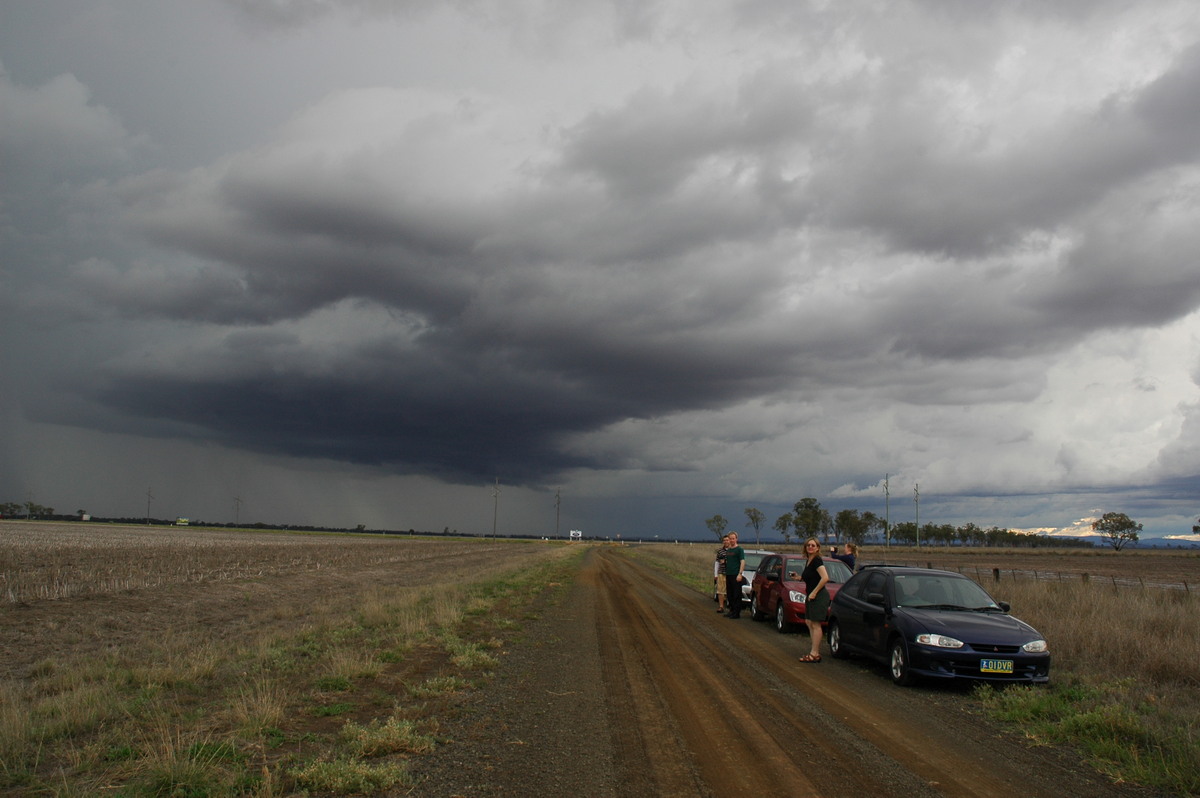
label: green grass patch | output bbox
[311,701,355,718]
[289,756,413,793]
[315,675,352,692]
[977,679,1200,795]
[340,716,436,757]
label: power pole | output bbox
[884,474,890,550]
[234,495,243,526]
[914,483,920,548]
[145,487,154,525]
[555,488,561,539]
[491,478,501,539]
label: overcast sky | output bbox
[3,0,1200,542]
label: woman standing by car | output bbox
[798,537,830,662]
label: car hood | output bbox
[898,608,1040,642]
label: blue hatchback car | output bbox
[827,566,1050,686]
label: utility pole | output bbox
[884,474,890,550]
[234,495,243,526]
[555,488,561,539]
[145,487,154,525]
[491,478,501,539]
[914,483,920,548]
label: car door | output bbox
[837,570,887,654]
[752,555,779,610]
[859,571,892,656]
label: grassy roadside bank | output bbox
[1,542,584,796]
[630,543,1200,796]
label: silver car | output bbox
[731,548,775,608]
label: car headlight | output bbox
[915,633,964,649]
[1022,639,1048,653]
[788,590,807,603]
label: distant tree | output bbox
[705,514,729,541]
[1193,517,1200,534]
[23,501,52,518]
[743,507,766,547]
[891,521,917,546]
[1093,512,1141,551]
[833,509,871,546]
[773,513,794,545]
[861,511,883,544]
[927,523,956,546]
[0,501,21,517]
[792,498,831,542]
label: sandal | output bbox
[798,653,822,663]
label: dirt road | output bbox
[414,546,1155,797]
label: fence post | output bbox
[992,568,1000,583]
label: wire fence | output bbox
[878,559,1194,593]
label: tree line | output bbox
[706,498,1148,551]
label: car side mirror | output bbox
[766,572,779,582]
[997,601,1011,612]
[866,592,885,606]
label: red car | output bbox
[750,554,854,633]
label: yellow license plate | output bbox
[980,659,1013,674]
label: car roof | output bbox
[857,565,970,579]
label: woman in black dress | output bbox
[798,536,830,663]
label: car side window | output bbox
[837,573,862,598]
[863,571,886,600]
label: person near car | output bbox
[798,536,830,661]
[828,542,858,572]
[724,532,746,618]
[714,534,730,613]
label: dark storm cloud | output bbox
[80,297,797,483]
[5,0,1200,540]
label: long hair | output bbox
[803,536,821,562]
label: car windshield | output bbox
[824,559,853,583]
[744,553,768,571]
[893,574,1000,610]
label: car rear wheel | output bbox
[829,620,848,659]
[889,638,916,686]
[775,603,792,633]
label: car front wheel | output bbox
[750,594,767,621]
[829,620,847,659]
[775,604,792,633]
[889,638,916,686]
